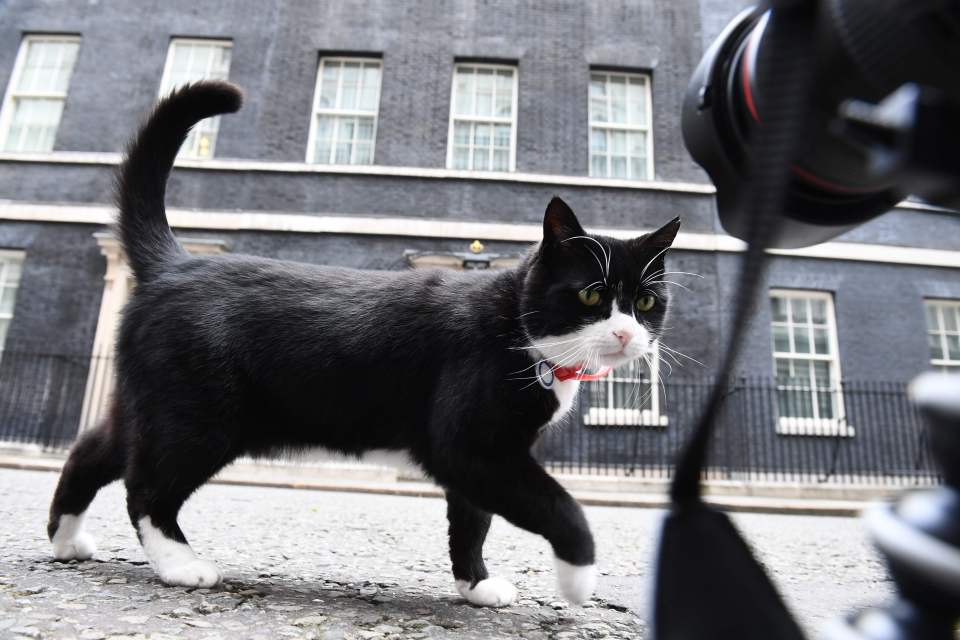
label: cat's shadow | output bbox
[41,555,538,622]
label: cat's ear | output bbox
[542,196,586,246]
[636,217,681,252]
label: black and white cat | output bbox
[47,81,680,608]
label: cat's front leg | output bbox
[441,455,596,605]
[446,489,517,607]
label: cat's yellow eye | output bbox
[578,288,602,306]
[636,294,656,313]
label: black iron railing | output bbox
[533,375,940,485]
[0,351,941,485]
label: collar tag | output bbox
[536,360,556,389]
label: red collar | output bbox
[552,364,613,382]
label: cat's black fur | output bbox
[48,81,680,600]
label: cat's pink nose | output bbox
[613,330,633,346]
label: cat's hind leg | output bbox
[124,431,236,588]
[48,410,125,561]
[446,489,517,607]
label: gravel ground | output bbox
[0,467,893,639]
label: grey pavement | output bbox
[1,468,894,639]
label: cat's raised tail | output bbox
[116,81,243,282]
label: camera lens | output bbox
[683,0,960,248]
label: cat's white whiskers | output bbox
[562,236,610,285]
[515,310,540,319]
[509,336,584,352]
[638,246,671,283]
[657,343,705,367]
[643,279,692,292]
[507,341,587,379]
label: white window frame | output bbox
[588,70,654,181]
[305,57,382,165]
[445,62,519,172]
[925,299,960,372]
[770,289,852,437]
[583,345,667,427]
[0,249,25,360]
[157,38,233,159]
[0,34,81,153]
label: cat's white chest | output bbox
[546,378,581,425]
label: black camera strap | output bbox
[670,0,819,504]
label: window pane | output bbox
[357,117,375,142]
[627,77,647,126]
[813,328,830,355]
[0,286,17,315]
[611,156,627,178]
[930,332,945,360]
[473,123,491,147]
[353,142,372,165]
[813,361,832,388]
[319,63,339,108]
[475,68,493,117]
[771,297,788,322]
[454,69,472,116]
[495,70,512,117]
[810,299,828,325]
[472,147,488,170]
[590,129,607,153]
[452,146,469,169]
[610,130,626,154]
[948,335,960,360]
[817,388,835,419]
[609,76,626,123]
[772,325,790,353]
[944,308,958,332]
[925,304,941,331]
[775,358,792,381]
[359,65,380,112]
[454,122,470,146]
[3,260,21,283]
[590,154,606,177]
[313,140,331,163]
[492,149,508,171]
[630,157,646,180]
[791,299,809,323]
[334,141,351,163]
[493,124,510,148]
[794,329,811,354]
[339,62,360,110]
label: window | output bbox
[770,290,851,436]
[0,251,24,359]
[0,35,80,153]
[926,300,960,372]
[447,63,517,172]
[588,71,653,180]
[158,39,232,159]
[307,58,382,165]
[583,349,666,427]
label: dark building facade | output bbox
[0,0,957,480]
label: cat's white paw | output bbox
[52,530,97,561]
[158,559,222,588]
[455,577,517,607]
[51,514,97,561]
[554,557,596,604]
